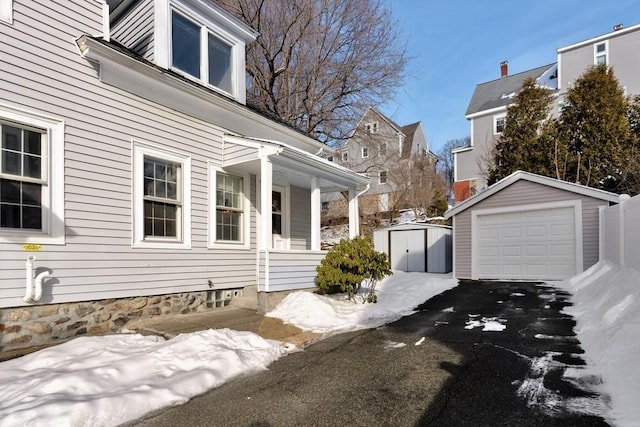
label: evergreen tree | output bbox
[487,77,554,185]
[557,64,633,192]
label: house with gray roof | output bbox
[325,107,436,216]
[454,22,640,204]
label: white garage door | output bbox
[475,206,578,280]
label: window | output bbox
[1,123,45,231]
[365,121,379,134]
[143,158,180,238]
[361,147,369,158]
[272,190,282,235]
[494,115,506,134]
[216,173,243,242]
[171,10,234,94]
[0,104,64,244]
[595,41,608,65]
[0,0,12,24]
[327,156,333,162]
[379,171,388,184]
[133,142,191,248]
[342,152,348,162]
[378,144,387,157]
[209,167,249,248]
[321,201,329,211]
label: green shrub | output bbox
[316,237,392,303]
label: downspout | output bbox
[23,256,35,302]
[33,271,51,301]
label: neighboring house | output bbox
[0,0,369,354]
[454,23,640,204]
[445,171,619,281]
[323,107,436,217]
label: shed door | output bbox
[475,206,577,280]
[390,230,425,272]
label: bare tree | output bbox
[437,136,469,195]
[389,155,447,219]
[216,0,409,144]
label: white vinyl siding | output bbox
[111,0,155,61]
[0,0,260,308]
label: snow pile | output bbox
[267,272,458,335]
[559,261,640,427]
[0,329,291,427]
[464,315,507,331]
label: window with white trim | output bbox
[594,41,608,65]
[0,0,12,24]
[216,173,243,242]
[361,147,369,158]
[133,142,191,248]
[379,170,388,184]
[209,167,249,247]
[0,105,64,244]
[365,121,379,133]
[494,115,506,134]
[171,9,234,95]
[342,151,348,162]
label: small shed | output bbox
[373,223,452,273]
[444,171,620,281]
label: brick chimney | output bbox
[500,61,508,77]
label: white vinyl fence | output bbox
[599,194,640,270]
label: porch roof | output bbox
[224,134,370,191]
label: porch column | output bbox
[260,156,273,251]
[348,187,359,239]
[310,177,321,250]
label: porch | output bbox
[221,134,370,293]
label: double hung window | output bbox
[215,173,243,242]
[133,142,191,248]
[0,122,45,231]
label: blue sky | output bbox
[382,0,640,154]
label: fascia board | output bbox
[75,36,327,154]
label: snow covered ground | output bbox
[0,272,456,426]
[0,265,638,426]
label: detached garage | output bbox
[444,171,619,280]
[373,224,452,273]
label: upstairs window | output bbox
[379,171,388,184]
[365,122,379,133]
[595,41,608,65]
[171,10,234,95]
[342,152,348,162]
[494,115,506,134]
[378,143,387,157]
[361,147,369,158]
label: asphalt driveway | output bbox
[130,280,609,426]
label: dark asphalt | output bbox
[129,281,610,427]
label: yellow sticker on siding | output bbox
[22,244,42,251]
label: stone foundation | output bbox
[0,290,227,356]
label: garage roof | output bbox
[445,171,620,219]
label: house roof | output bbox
[77,35,331,154]
[400,122,420,158]
[444,171,620,219]
[465,63,556,117]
